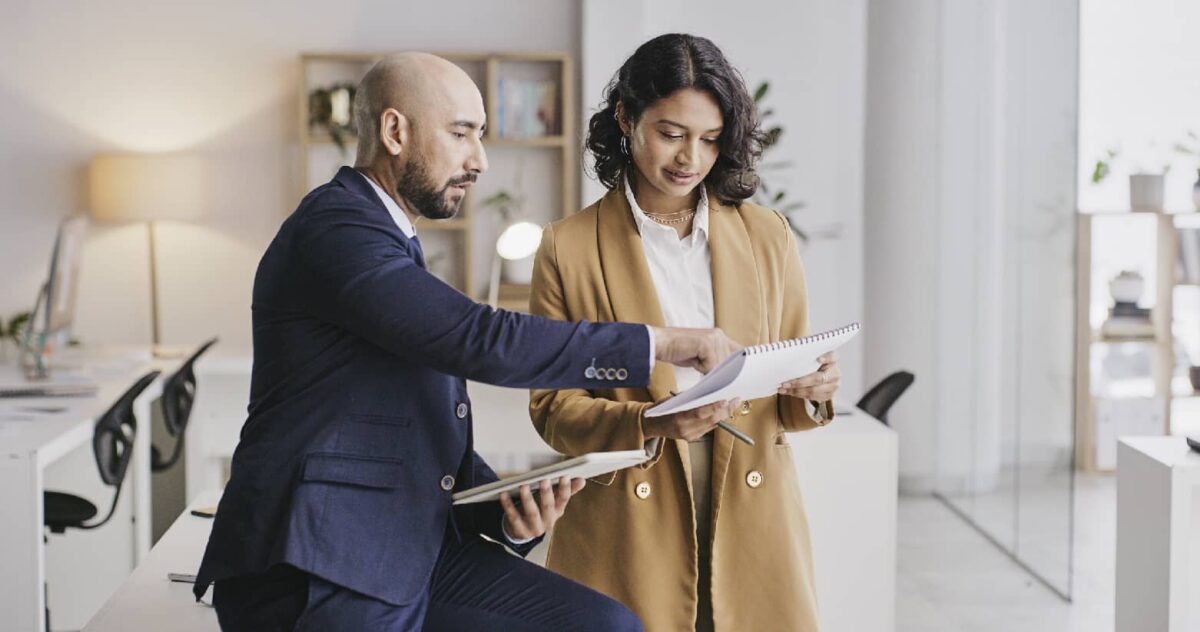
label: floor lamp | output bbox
[88,153,207,356]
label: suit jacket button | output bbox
[441,475,455,491]
[740,401,752,416]
[634,482,652,499]
[616,368,628,380]
[456,403,469,419]
[745,470,763,488]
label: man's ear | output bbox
[379,108,408,157]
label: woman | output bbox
[528,34,841,632]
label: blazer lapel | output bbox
[595,188,678,403]
[706,195,766,530]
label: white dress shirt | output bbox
[623,178,714,393]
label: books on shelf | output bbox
[496,79,558,138]
[1101,301,1155,339]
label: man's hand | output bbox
[652,326,742,374]
[777,352,840,402]
[499,476,585,541]
[644,398,741,442]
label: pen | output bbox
[669,392,755,446]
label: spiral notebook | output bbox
[645,322,861,418]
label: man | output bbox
[193,52,742,631]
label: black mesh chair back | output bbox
[856,371,915,426]
[153,337,218,472]
[44,370,161,534]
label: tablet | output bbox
[452,449,650,505]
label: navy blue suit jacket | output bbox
[194,167,651,605]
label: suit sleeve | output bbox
[527,224,667,474]
[292,207,650,391]
[774,212,835,431]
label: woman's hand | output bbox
[643,398,741,442]
[777,352,840,403]
[500,476,586,541]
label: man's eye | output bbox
[452,132,467,139]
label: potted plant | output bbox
[1090,146,1168,212]
[308,83,357,157]
[1,311,31,361]
[750,81,809,243]
[1173,131,1200,211]
[478,190,538,285]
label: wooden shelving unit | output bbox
[1075,210,1186,473]
[297,51,576,308]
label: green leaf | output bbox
[782,202,807,212]
[753,81,770,103]
[772,191,786,204]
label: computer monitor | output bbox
[19,216,88,379]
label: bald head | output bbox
[353,52,485,165]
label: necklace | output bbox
[646,207,696,225]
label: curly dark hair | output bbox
[586,33,764,206]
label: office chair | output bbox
[856,371,915,426]
[152,337,218,472]
[43,370,162,534]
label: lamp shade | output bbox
[88,153,208,221]
[495,221,543,260]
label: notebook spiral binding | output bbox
[745,322,861,356]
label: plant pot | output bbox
[502,256,535,284]
[1130,173,1165,212]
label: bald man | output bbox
[193,53,740,631]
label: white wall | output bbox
[581,0,868,398]
[1078,0,1200,213]
[0,0,581,349]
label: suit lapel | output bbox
[706,196,765,530]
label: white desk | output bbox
[1116,436,1200,632]
[84,490,221,631]
[0,348,177,632]
[791,409,897,632]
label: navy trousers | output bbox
[213,529,643,632]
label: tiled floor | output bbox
[898,474,1116,632]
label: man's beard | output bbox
[397,159,475,221]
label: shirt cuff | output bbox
[645,325,656,373]
[501,516,536,545]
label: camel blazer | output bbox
[528,186,832,632]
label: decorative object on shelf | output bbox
[1091,147,1119,184]
[1102,270,1154,339]
[1130,173,1166,212]
[496,79,558,138]
[1178,228,1200,283]
[1172,131,1200,210]
[88,153,208,357]
[308,83,357,155]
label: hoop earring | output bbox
[620,135,631,160]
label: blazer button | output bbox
[616,368,628,380]
[455,402,469,419]
[634,482,652,499]
[441,475,455,491]
[746,470,764,488]
[740,401,752,416]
